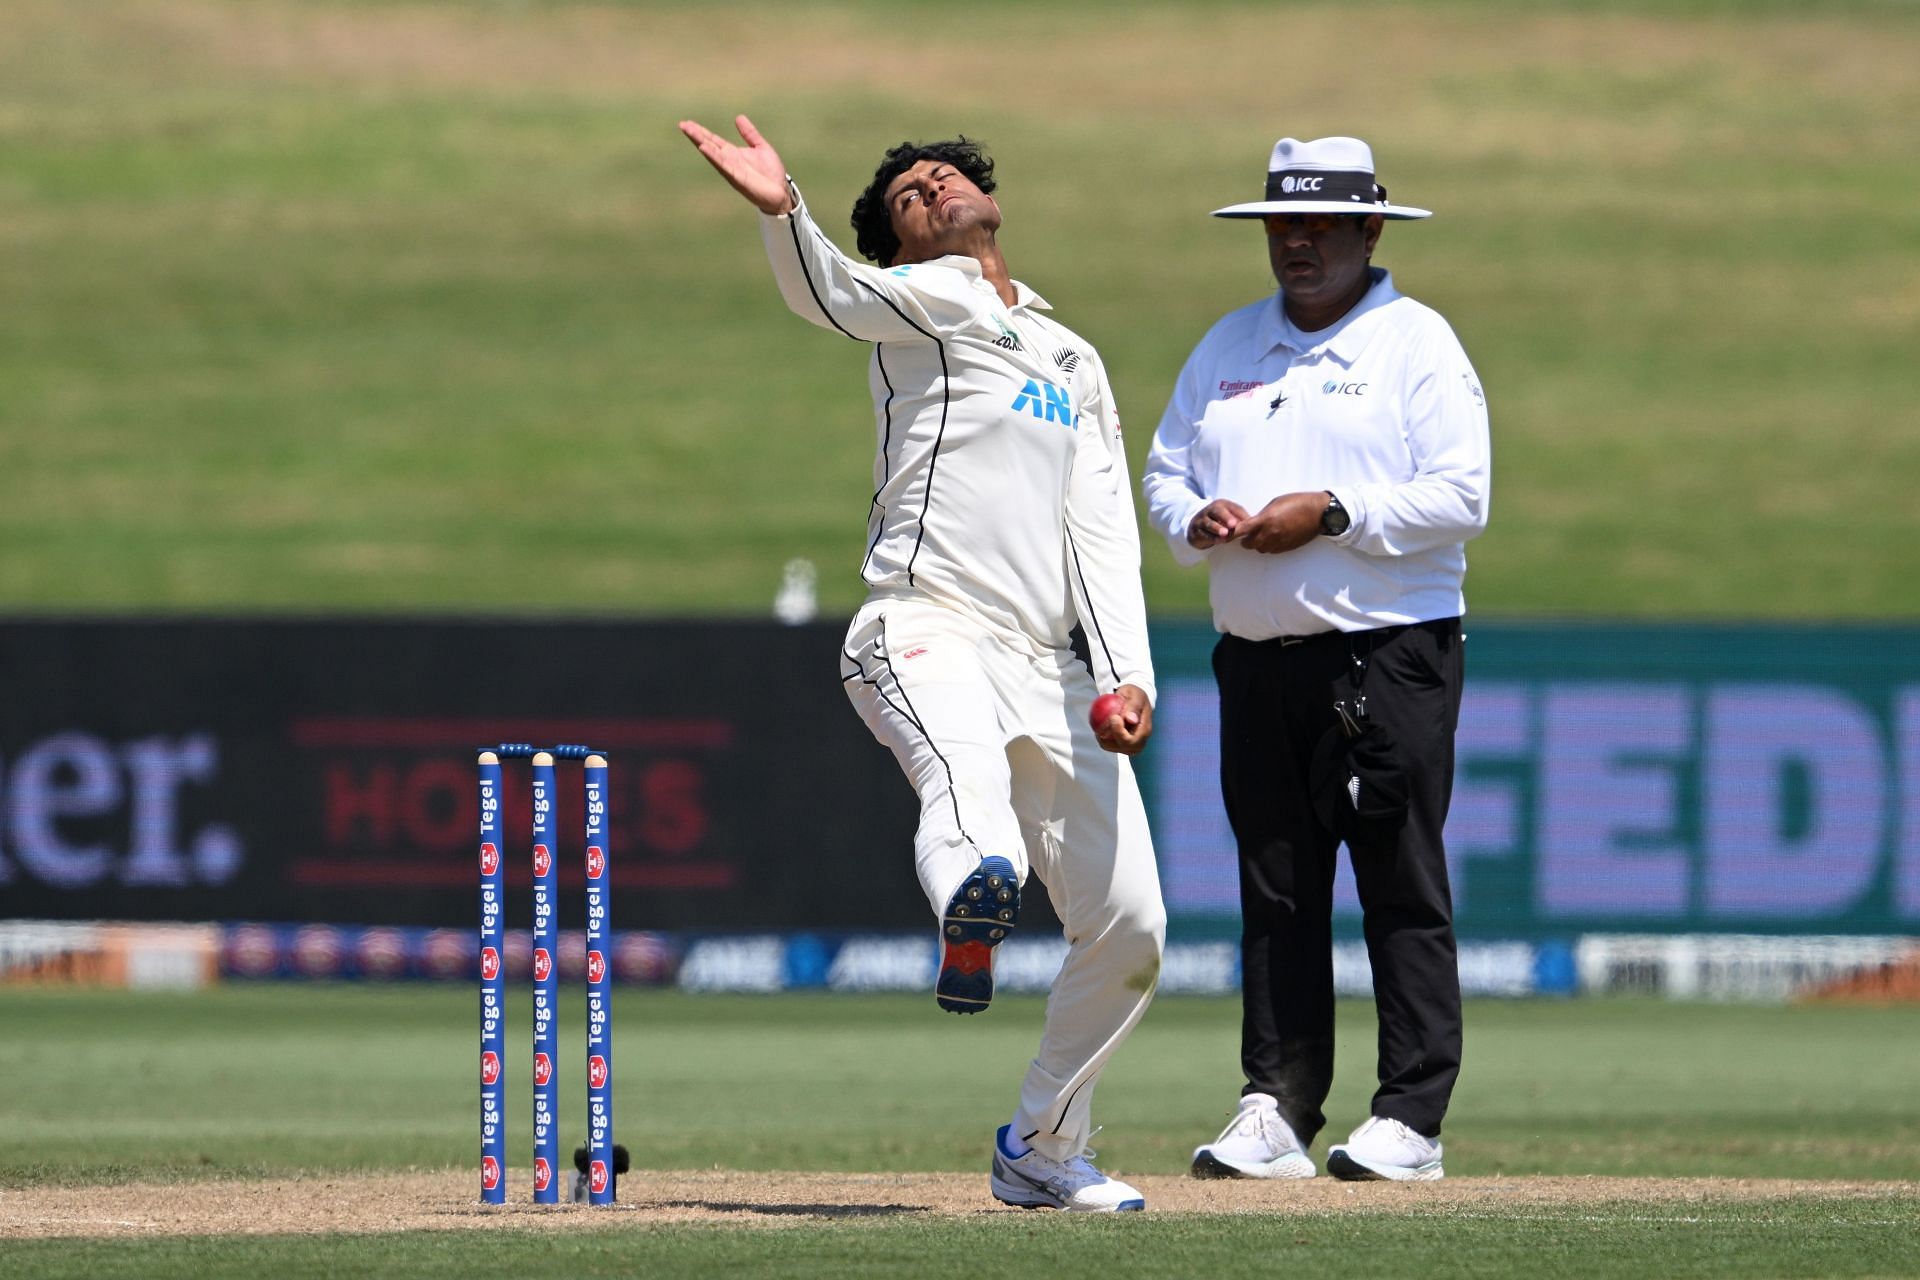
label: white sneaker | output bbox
[990,1126,1146,1211]
[1326,1116,1444,1181]
[1190,1093,1316,1179]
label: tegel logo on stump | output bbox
[587,950,607,985]
[479,842,500,876]
[586,845,606,880]
[481,947,501,981]
[532,843,552,878]
[534,1157,552,1193]
[589,1054,608,1089]
[533,1052,553,1088]
[481,1050,501,1086]
[532,948,553,982]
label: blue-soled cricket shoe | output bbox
[989,1126,1147,1212]
[936,856,1019,1014]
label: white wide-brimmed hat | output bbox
[1212,136,1431,220]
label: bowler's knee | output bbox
[1104,896,1167,976]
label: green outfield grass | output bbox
[3,0,1917,618]
[1,988,1915,1277]
[7,1201,1919,1280]
[3,988,1916,1184]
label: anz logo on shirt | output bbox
[1009,378,1077,429]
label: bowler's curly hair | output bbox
[850,137,997,266]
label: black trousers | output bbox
[1214,618,1464,1143]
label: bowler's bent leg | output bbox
[843,604,1032,1011]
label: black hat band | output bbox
[1262,169,1383,205]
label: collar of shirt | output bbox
[1256,266,1399,361]
[923,253,1052,311]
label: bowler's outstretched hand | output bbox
[678,114,794,216]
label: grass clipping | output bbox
[2,1171,1911,1238]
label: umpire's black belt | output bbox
[1229,619,1441,650]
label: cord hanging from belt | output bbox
[1333,636,1375,739]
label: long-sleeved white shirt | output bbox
[761,182,1155,701]
[1143,268,1490,640]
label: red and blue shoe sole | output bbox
[936,856,1019,1014]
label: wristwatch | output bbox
[1319,491,1351,537]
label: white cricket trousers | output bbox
[841,598,1166,1160]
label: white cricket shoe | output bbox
[1326,1116,1445,1181]
[1189,1092,1316,1179]
[990,1126,1146,1212]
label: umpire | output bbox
[1143,137,1490,1182]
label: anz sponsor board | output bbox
[1148,623,1920,936]
[827,936,934,991]
[668,935,1549,997]
[1330,940,1562,998]
[674,935,788,993]
[52,922,1901,999]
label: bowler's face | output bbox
[885,160,1001,265]
[1265,212,1383,325]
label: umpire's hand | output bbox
[1234,491,1332,554]
[1188,499,1249,549]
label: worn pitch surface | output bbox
[3,1171,1912,1238]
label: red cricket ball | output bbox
[1089,692,1127,734]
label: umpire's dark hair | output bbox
[850,137,997,266]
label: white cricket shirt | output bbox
[1143,268,1490,640]
[760,183,1155,701]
